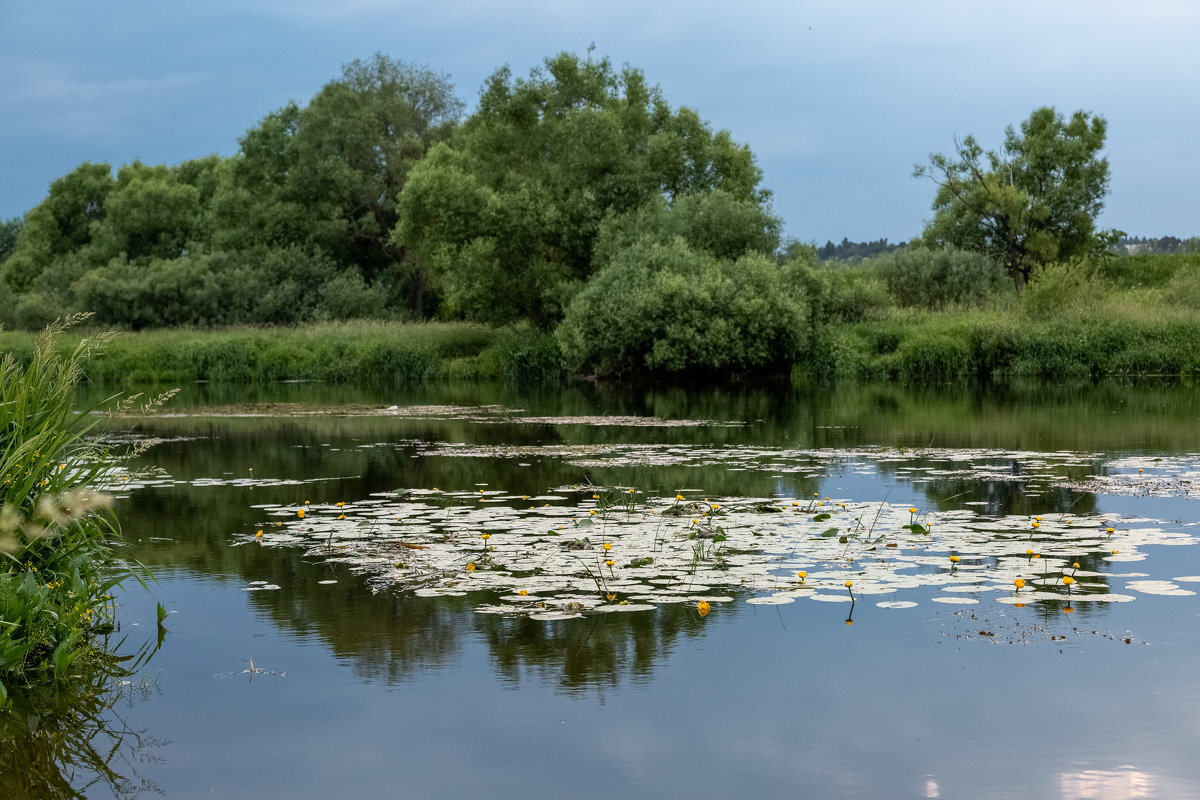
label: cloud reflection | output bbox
[1058,767,1196,800]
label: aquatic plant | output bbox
[0,316,153,701]
[240,476,1199,620]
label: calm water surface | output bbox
[7,380,1200,799]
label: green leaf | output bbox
[820,528,840,538]
[712,533,727,543]
[812,513,831,522]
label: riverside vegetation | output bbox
[1,50,1198,383]
[0,317,161,710]
[1,250,1199,386]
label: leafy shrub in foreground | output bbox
[556,238,808,376]
[0,318,138,698]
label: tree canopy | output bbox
[216,54,463,316]
[395,51,771,327]
[0,55,464,329]
[915,107,1112,288]
[0,218,25,266]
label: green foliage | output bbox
[88,161,204,262]
[62,246,398,330]
[396,51,770,328]
[2,56,463,329]
[556,237,808,375]
[1160,266,1200,309]
[1020,261,1108,318]
[0,218,21,265]
[1,163,115,293]
[795,261,894,327]
[802,302,1200,381]
[0,322,501,385]
[1097,251,1200,290]
[872,246,1011,309]
[488,326,565,384]
[594,190,781,266]
[916,107,1112,288]
[225,54,463,317]
[2,292,64,332]
[0,318,135,696]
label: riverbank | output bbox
[3,253,1200,386]
[2,311,1199,387]
[805,306,1200,381]
[0,321,560,385]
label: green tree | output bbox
[593,189,780,266]
[914,107,1112,288]
[0,163,115,293]
[88,161,204,262]
[0,218,21,265]
[395,51,770,327]
[221,54,463,316]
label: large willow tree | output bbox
[914,106,1112,289]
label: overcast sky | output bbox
[2,1,1197,243]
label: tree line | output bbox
[0,50,1134,375]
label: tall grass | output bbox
[0,316,136,701]
[0,321,505,386]
[794,252,1200,381]
[801,307,1200,381]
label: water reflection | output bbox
[99,376,1200,453]
[37,379,1200,796]
[1059,767,1192,799]
[475,598,716,693]
[0,642,163,799]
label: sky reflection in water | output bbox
[12,381,1200,798]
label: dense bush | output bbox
[488,326,564,384]
[872,246,1010,309]
[793,261,893,327]
[64,246,395,330]
[1020,260,1108,318]
[556,237,808,375]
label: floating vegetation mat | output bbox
[137,402,743,427]
[239,480,1200,619]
